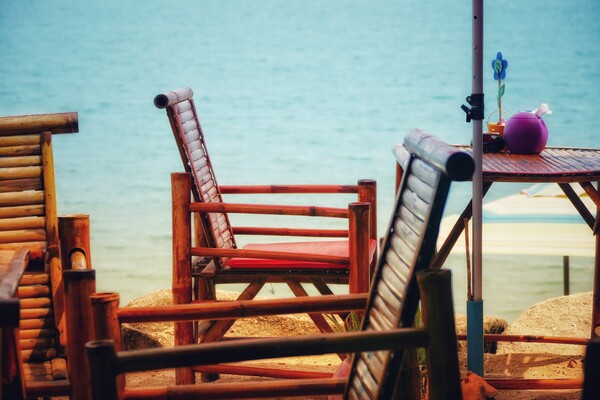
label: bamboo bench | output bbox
[0,113,96,399]
[86,129,474,399]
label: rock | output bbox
[121,289,322,350]
[455,314,508,354]
[497,292,591,356]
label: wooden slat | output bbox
[17,284,50,299]
[20,317,54,330]
[0,177,43,192]
[19,272,50,285]
[23,361,52,378]
[372,294,399,327]
[20,347,56,362]
[173,100,193,114]
[410,157,440,188]
[0,134,41,147]
[182,119,198,134]
[0,191,44,207]
[0,242,45,260]
[19,337,55,350]
[400,188,430,222]
[0,155,42,168]
[20,307,53,320]
[0,216,45,231]
[0,166,42,181]
[20,297,52,309]
[178,110,195,124]
[0,145,41,157]
[405,173,435,203]
[0,229,46,244]
[0,204,45,218]
[18,328,55,339]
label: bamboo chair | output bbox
[155,87,377,341]
[86,129,474,399]
[0,113,91,398]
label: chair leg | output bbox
[200,277,267,344]
[310,278,350,321]
[285,278,335,335]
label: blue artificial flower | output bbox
[492,51,508,80]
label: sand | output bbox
[122,289,590,399]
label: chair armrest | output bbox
[220,184,360,195]
[190,202,349,218]
[232,226,348,237]
[117,293,368,324]
[191,246,349,265]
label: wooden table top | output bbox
[456,146,600,183]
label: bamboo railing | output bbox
[86,270,460,400]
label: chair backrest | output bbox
[0,112,78,396]
[154,88,236,260]
[345,129,474,399]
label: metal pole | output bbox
[467,0,485,376]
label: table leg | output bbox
[431,181,493,269]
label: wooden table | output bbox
[431,146,600,336]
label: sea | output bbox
[1,0,599,322]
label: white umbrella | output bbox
[440,184,595,258]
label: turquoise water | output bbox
[1,0,599,321]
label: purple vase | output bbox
[503,111,548,154]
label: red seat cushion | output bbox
[225,239,377,270]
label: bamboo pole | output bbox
[0,113,78,135]
[191,246,349,265]
[171,173,194,385]
[456,333,588,345]
[58,214,92,271]
[418,269,462,400]
[85,340,120,400]
[117,328,428,374]
[124,378,346,399]
[219,184,360,194]
[40,131,68,351]
[63,269,96,400]
[487,378,583,390]
[90,292,124,396]
[189,202,349,218]
[0,191,44,207]
[231,226,347,237]
[117,293,367,324]
[348,202,370,294]
[358,180,377,275]
[0,205,44,219]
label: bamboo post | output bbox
[85,340,119,400]
[40,131,68,351]
[348,202,370,294]
[171,173,194,385]
[63,269,96,400]
[417,269,462,400]
[358,180,377,276]
[90,292,124,396]
[563,255,570,296]
[58,214,92,271]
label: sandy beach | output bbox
[120,289,590,399]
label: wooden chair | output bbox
[155,87,378,341]
[86,129,474,399]
[0,113,95,399]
